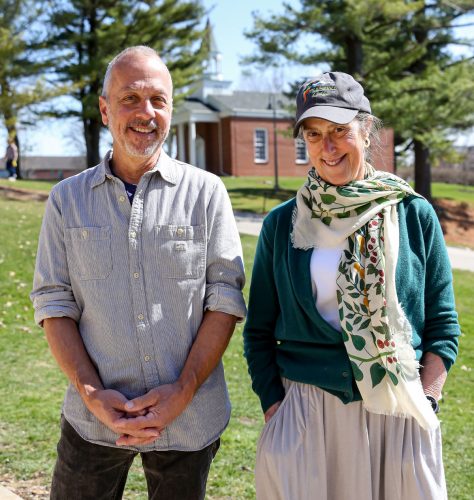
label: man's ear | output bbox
[99,96,109,126]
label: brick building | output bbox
[170,22,394,177]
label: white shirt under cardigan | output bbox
[310,243,346,332]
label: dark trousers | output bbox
[51,417,220,500]
[6,159,16,178]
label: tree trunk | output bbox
[83,117,102,168]
[345,36,364,75]
[414,139,431,201]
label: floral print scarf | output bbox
[292,165,438,430]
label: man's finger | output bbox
[114,419,160,437]
[116,432,161,446]
[124,391,157,412]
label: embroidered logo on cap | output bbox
[302,77,337,102]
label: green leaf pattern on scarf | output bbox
[304,167,416,389]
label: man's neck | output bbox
[110,149,162,185]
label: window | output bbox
[254,128,268,163]
[295,138,308,164]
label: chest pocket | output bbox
[65,226,112,280]
[155,224,205,279]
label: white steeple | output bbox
[192,19,232,100]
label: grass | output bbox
[432,182,474,206]
[2,177,474,214]
[222,177,474,213]
[0,183,473,499]
[0,179,56,192]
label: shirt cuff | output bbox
[204,283,247,321]
[33,295,81,326]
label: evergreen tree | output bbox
[0,0,59,178]
[43,0,207,167]
[245,0,474,200]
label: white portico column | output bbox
[188,120,196,166]
[177,124,185,161]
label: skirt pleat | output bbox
[255,379,446,500]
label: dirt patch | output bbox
[0,185,49,203]
[434,199,474,249]
[1,473,49,499]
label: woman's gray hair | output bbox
[355,112,383,164]
[101,46,163,98]
[296,111,383,164]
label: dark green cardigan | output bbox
[243,195,460,413]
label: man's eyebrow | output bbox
[118,84,169,94]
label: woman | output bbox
[243,72,460,500]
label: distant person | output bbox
[4,137,18,180]
[31,46,246,499]
[243,72,460,499]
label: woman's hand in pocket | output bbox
[264,401,282,423]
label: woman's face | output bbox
[302,117,367,186]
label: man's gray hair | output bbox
[101,46,164,98]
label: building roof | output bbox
[172,90,293,125]
[209,91,291,112]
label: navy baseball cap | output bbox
[293,72,371,137]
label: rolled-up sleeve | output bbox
[30,188,81,325]
[204,179,246,320]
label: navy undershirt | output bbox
[122,180,137,204]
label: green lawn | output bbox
[0,190,473,499]
[432,182,474,206]
[2,176,474,213]
[0,179,56,192]
[222,177,474,213]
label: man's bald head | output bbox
[101,46,172,99]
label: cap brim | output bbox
[293,106,359,137]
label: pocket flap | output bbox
[155,224,204,241]
[66,226,111,241]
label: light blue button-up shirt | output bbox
[31,151,246,451]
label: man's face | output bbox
[99,54,173,162]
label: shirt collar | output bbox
[147,151,178,185]
[91,149,178,188]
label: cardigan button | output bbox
[342,371,349,378]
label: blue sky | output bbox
[202,0,315,87]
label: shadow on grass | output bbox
[227,187,296,214]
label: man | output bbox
[4,137,18,180]
[30,46,246,499]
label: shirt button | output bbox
[137,314,144,320]
[342,371,349,378]
[133,272,139,279]
[176,227,184,236]
[119,195,126,202]
[82,230,88,238]
[130,231,137,238]
[144,355,151,362]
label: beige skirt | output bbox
[255,379,446,500]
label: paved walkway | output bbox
[0,486,21,500]
[234,212,474,272]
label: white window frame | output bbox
[254,128,268,163]
[295,138,309,164]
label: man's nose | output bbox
[136,99,155,119]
